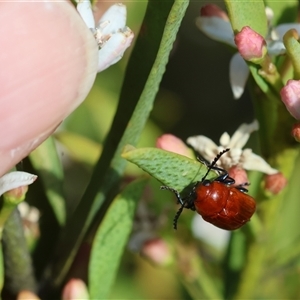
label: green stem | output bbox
[234,87,299,298]
[177,243,223,299]
[45,0,190,291]
[283,29,300,80]
[258,56,283,93]
[2,209,37,294]
[0,204,15,239]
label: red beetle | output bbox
[161,148,256,230]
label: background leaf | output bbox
[265,0,298,24]
[29,137,66,226]
[89,178,147,299]
[55,131,101,167]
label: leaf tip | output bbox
[121,144,136,158]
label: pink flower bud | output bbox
[264,172,287,195]
[141,238,173,267]
[234,26,267,63]
[228,166,249,187]
[291,122,300,142]
[280,80,300,120]
[156,134,192,157]
[4,185,28,202]
[200,4,229,21]
[62,279,89,300]
[17,290,40,300]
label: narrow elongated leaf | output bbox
[122,146,215,192]
[89,178,147,299]
[0,246,3,293]
[48,0,190,289]
[224,0,267,36]
[29,136,66,226]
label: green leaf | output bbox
[89,178,147,299]
[269,150,300,265]
[224,0,267,36]
[122,146,215,193]
[0,246,3,293]
[29,136,66,226]
[264,0,298,24]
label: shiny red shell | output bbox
[194,181,256,230]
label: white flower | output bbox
[0,171,37,196]
[18,201,40,223]
[187,120,278,175]
[191,215,230,250]
[77,1,134,72]
[196,5,300,99]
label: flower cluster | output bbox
[76,1,134,72]
[157,121,279,187]
[157,122,281,206]
[187,120,277,175]
[156,120,286,242]
[196,4,300,100]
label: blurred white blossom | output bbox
[192,214,230,250]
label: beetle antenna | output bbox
[173,203,185,229]
[202,148,230,181]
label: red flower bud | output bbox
[62,279,89,300]
[141,238,173,267]
[200,4,229,21]
[17,291,40,300]
[291,122,300,142]
[265,172,287,194]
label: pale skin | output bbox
[0,0,99,176]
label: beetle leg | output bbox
[184,186,197,210]
[236,182,250,193]
[160,186,185,205]
[215,172,235,186]
[161,186,195,229]
[173,204,185,230]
